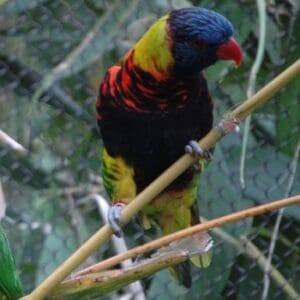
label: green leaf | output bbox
[0,224,23,299]
[147,270,187,300]
[32,0,147,101]
[35,217,79,286]
[0,150,51,189]
[18,226,46,293]
[275,79,300,156]
[0,56,94,128]
[220,134,300,220]
[0,0,48,16]
[171,0,193,9]
[241,145,300,219]
[264,16,283,65]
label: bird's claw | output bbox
[185,140,212,161]
[107,202,126,237]
[185,140,212,170]
[216,116,240,136]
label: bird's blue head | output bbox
[168,7,242,75]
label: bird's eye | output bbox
[191,39,204,48]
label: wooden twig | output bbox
[48,204,300,300]
[48,250,188,299]
[72,218,300,299]
[75,195,300,277]
[0,129,28,156]
[25,60,300,300]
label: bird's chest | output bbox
[107,100,210,153]
[101,99,212,191]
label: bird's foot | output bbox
[185,140,213,160]
[185,140,212,170]
[216,116,240,136]
[107,202,126,237]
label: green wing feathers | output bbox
[101,148,137,204]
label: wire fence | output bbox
[0,0,299,299]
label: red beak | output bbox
[217,37,243,67]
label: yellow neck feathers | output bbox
[130,15,174,79]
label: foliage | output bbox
[0,224,23,299]
[0,0,299,299]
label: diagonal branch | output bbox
[45,209,300,300]
[25,59,300,300]
[74,195,300,277]
[48,250,188,299]
[0,129,28,156]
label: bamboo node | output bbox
[216,116,241,136]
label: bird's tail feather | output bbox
[170,261,192,288]
[167,231,213,287]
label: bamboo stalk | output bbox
[230,60,300,120]
[25,59,300,300]
[0,129,28,157]
[48,250,188,299]
[75,195,300,276]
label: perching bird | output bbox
[96,7,242,287]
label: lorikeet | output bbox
[96,7,242,287]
